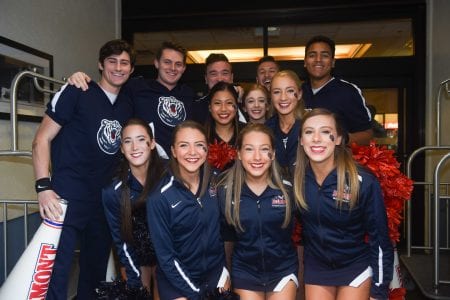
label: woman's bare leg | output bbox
[336,277,371,300]
[267,280,297,300]
[305,284,336,300]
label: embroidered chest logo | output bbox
[171,201,182,208]
[272,195,286,207]
[332,184,351,203]
[282,137,288,149]
[158,96,186,127]
[208,185,217,197]
[97,119,122,154]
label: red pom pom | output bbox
[291,217,302,246]
[389,287,407,300]
[207,140,237,171]
[351,141,414,242]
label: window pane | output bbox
[132,18,413,65]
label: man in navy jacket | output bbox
[302,35,373,145]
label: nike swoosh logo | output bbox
[171,201,182,208]
[37,185,47,189]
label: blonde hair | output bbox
[293,108,360,210]
[219,123,292,231]
[270,70,304,120]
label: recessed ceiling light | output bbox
[187,44,372,63]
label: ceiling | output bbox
[121,1,420,66]
[131,19,413,65]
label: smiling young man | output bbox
[67,41,195,159]
[256,55,280,92]
[302,35,373,145]
[191,53,246,124]
[32,39,135,299]
[121,41,195,158]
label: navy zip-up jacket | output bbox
[301,166,393,299]
[102,172,154,288]
[147,172,225,299]
[218,183,298,285]
[265,116,300,179]
[302,77,372,134]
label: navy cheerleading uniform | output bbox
[45,82,133,299]
[301,166,393,299]
[302,77,372,134]
[218,183,298,292]
[147,172,227,300]
[265,115,301,180]
[102,171,156,288]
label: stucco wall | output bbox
[0,0,120,205]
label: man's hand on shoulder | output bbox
[67,72,91,91]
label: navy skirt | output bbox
[304,252,371,286]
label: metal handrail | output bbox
[405,76,450,294]
[433,153,450,291]
[0,200,39,280]
[1,70,64,280]
[436,78,450,146]
[406,146,450,257]
[8,70,65,152]
[0,151,32,157]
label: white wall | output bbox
[0,0,121,202]
[0,0,121,79]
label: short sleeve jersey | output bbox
[46,82,133,200]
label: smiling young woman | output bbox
[147,120,231,300]
[293,108,393,300]
[101,118,164,298]
[217,123,298,300]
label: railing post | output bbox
[432,152,450,291]
[8,70,65,152]
[405,146,450,257]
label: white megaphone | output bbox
[105,250,117,282]
[389,246,405,297]
[0,199,68,300]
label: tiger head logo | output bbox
[97,119,122,155]
[157,96,186,127]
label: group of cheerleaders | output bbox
[102,70,392,300]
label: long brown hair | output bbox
[168,120,211,197]
[220,123,291,231]
[293,108,359,210]
[118,118,165,243]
